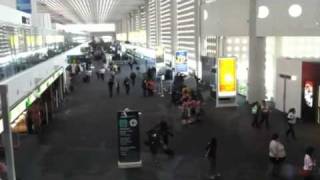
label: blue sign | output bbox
[17,0,32,14]
[175,50,188,72]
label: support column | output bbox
[171,0,178,62]
[146,0,150,48]
[0,85,16,180]
[194,0,202,76]
[156,0,161,47]
[247,0,265,103]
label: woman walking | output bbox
[302,146,316,180]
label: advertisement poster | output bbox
[117,111,141,168]
[304,81,314,108]
[218,57,237,97]
[175,50,188,73]
[17,0,32,14]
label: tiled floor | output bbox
[13,64,320,180]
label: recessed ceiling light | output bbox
[203,9,208,20]
[289,4,302,18]
[258,6,269,19]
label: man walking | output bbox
[142,79,148,97]
[123,77,130,95]
[108,78,114,98]
[251,102,260,128]
[260,100,270,129]
[116,80,120,95]
[130,71,137,86]
[205,137,220,179]
[286,108,297,139]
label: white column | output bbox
[195,0,202,76]
[0,85,16,180]
[146,0,150,48]
[156,0,161,47]
[247,0,265,103]
[171,0,177,60]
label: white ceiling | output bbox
[37,0,145,24]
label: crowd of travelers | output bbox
[63,38,320,180]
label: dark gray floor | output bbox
[13,64,320,180]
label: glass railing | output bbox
[0,42,80,81]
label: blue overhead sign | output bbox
[175,50,188,72]
[17,0,32,14]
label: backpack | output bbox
[251,105,258,114]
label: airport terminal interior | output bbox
[0,0,319,179]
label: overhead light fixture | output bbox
[258,5,269,19]
[289,4,302,18]
[203,9,208,21]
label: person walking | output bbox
[269,133,286,177]
[142,79,148,97]
[108,78,114,98]
[130,71,137,86]
[147,129,160,164]
[116,80,120,95]
[123,77,130,95]
[157,120,173,146]
[205,137,220,179]
[128,60,133,71]
[260,100,270,129]
[301,146,316,180]
[286,108,297,139]
[251,101,260,128]
[99,68,106,81]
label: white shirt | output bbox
[303,154,315,171]
[269,140,286,158]
[287,112,296,124]
[99,68,106,74]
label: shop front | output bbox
[301,62,320,123]
[0,67,64,148]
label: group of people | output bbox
[251,100,271,129]
[145,120,219,179]
[180,86,202,125]
[269,133,316,179]
[107,72,136,98]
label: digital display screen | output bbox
[304,81,314,108]
[218,57,237,97]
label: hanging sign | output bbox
[218,57,237,97]
[175,50,188,73]
[117,111,141,168]
[17,0,32,14]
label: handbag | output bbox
[299,169,311,177]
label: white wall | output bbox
[0,0,16,9]
[257,0,320,36]
[201,0,250,36]
[0,4,31,25]
[275,58,302,117]
[32,13,52,29]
